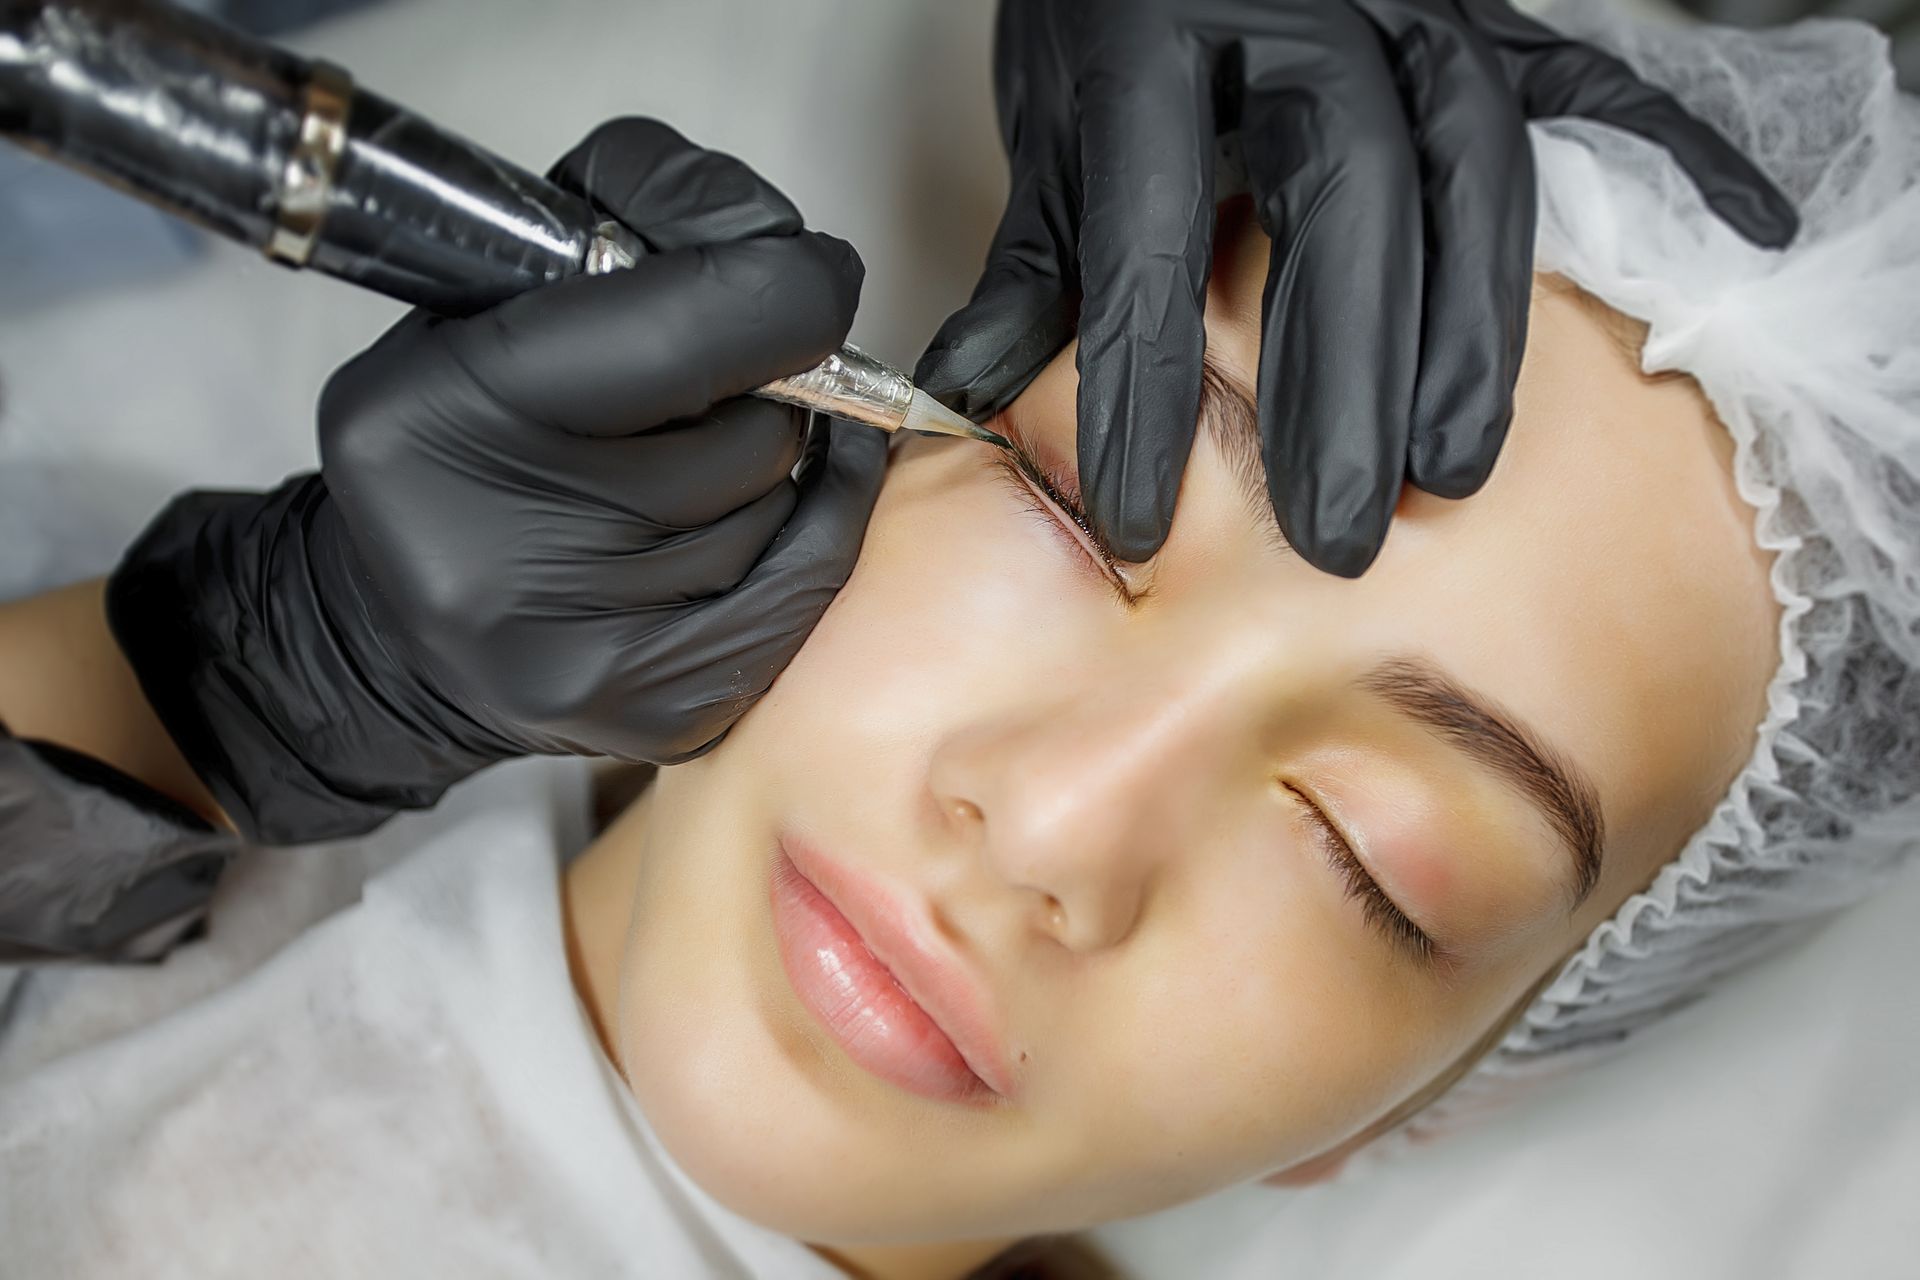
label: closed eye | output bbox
[989,440,1140,606]
[1285,784,1445,970]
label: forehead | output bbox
[1355,287,1776,851]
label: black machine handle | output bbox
[0,0,612,312]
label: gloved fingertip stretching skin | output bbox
[912,0,1084,425]
[107,119,883,844]
[921,0,1799,576]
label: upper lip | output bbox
[781,833,1017,1099]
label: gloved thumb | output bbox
[331,229,863,442]
[647,417,889,763]
[915,170,1080,420]
[547,116,806,251]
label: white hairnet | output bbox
[1428,1,1920,1114]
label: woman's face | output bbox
[602,209,1780,1246]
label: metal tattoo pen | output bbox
[0,0,1010,449]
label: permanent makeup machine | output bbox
[0,0,1008,446]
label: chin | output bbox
[608,869,927,1242]
[621,1038,972,1245]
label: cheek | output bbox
[998,843,1475,1223]
[730,438,1102,767]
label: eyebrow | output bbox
[1195,352,1285,551]
[1359,656,1605,909]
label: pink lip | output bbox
[770,835,1015,1105]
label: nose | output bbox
[927,677,1228,952]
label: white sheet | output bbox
[0,759,839,1279]
[1,1,1914,1275]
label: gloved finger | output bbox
[611,476,804,606]
[322,331,809,540]
[547,116,804,250]
[1358,0,1534,498]
[425,472,804,756]
[915,0,1082,420]
[527,397,810,535]
[440,230,863,437]
[1073,36,1217,562]
[1239,17,1424,578]
[645,418,889,763]
[913,167,1081,421]
[489,449,805,617]
[603,398,806,527]
[1466,3,1798,248]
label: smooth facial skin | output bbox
[563,203,1780,1270]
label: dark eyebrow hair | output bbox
[1194,360,1604,903]
[1359,656,1606,909]
[1195,352,1286,553]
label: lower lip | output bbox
[769,851,990,1105]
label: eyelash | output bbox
[1286,786,1440,967]
[988,447,1137,605]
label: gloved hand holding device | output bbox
[106,120,887,845]
[916,0,1800,575]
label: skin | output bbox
[564,204,1780,1279]
[0,578,221,825]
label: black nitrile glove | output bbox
[915,0,1799,575]
[108,119,887,844]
